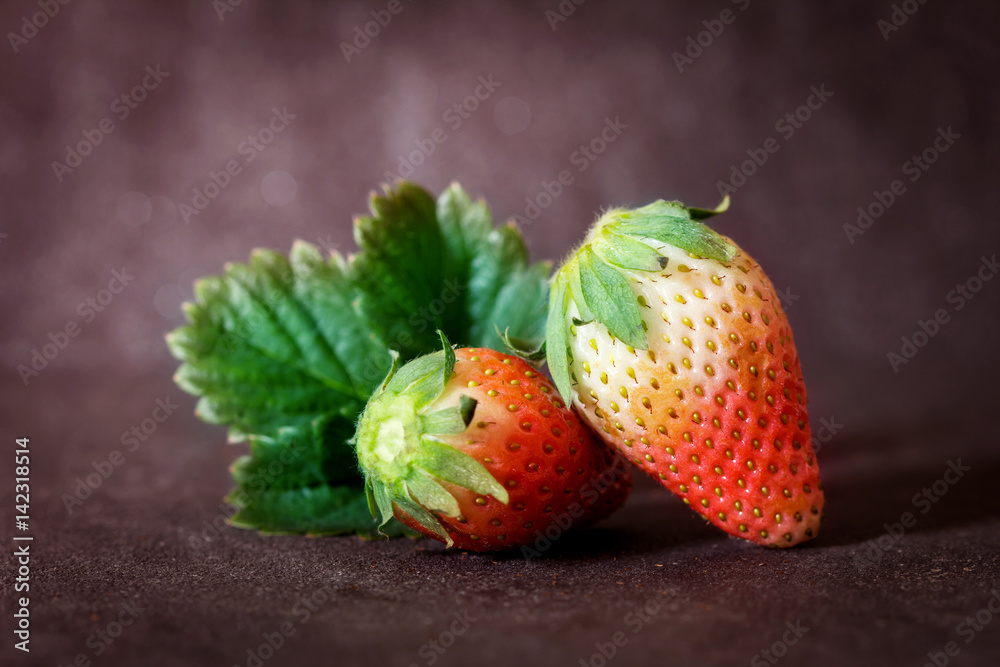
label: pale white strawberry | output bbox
[546,198,824,547]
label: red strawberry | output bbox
[353,337,632,551]
[546,197,823,547]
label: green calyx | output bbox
[546,197,736,402]
[353,333,508,545]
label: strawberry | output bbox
[353,335,632,551]
[545,197,823,547]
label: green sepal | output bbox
[578,247,646,350]
[496,326,546,363]
[591,229,665,271]
[440,330,456,386]
[545,273,573,404]
[405,468,461,517]
[568,260,595,323]
[414,438,509,503]
[384,331,455,406]
[458,395,477,427]
[371,480,394,531]
[610,199,736,263]
[379,350,401,393]
[544,195,735,404]
[688,195,730,221]
[384,350,448,405]
[419,396,478,435]
[365,479,378,517]
[394,490,452,545]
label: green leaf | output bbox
[466,228,551,350]
[227,483,412,537]
[230,417,353,491]
[168,243,389,436]
[351,184,447,357]
[168,181,550,536]
[351,183,550,357]
[577,247,646,349]
[225,418,410,536]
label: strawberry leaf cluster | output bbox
[167,183,549,536]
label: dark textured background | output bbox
[2,1,999,665]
